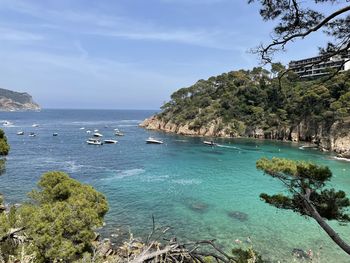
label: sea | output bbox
[0,109,350,262]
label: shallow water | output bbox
[0,109,350,262]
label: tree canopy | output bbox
[1,171,109,262]
[257,157,350,255]
[0,129,9,156]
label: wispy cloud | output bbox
[0,26,43,42]
[0,0,237,50]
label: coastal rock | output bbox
[292,248,311,260]
[0,88,40,111]
[329,121,350,154]
[227,211,248,222]
[140,115,350,159]
[339,151,350,159]
[186,200,209,213]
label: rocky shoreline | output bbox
[140,115,350,159]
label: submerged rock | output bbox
[187,200,209,213]
[227,211,248,222]
[292,248,311,260]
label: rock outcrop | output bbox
[0,88,40,111]
[140,115,350,158]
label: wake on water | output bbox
[216,144,241,150]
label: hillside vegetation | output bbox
[142,66,350,156]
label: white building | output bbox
[289,50,350,78]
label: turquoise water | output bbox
[1,110,350,262]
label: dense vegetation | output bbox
[158,66,350,139]
[0,172,108,262]
[0,129,9,156]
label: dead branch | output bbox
[0,227,25,243]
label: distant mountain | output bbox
[0,88,40,111]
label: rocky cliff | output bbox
[140,116,350,158]
[140,68,350,158]
[0,88,40,111]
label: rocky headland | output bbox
[140,69,350,158]
[0,88,40,111]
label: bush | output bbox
[18,171,109,262]
[0,129,9,156]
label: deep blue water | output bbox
[1,109,350,262]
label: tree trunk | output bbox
[303,199,350,255]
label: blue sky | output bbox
[0,0,342,109]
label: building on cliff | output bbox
[288,49,350,78]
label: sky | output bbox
[0,0,343,109]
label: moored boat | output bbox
[53,133,58,136]
[203,141,217,146]
[87,138,102,145]
[29,132,36,137]
[104,139,118,144]
[93,132,103,137]
[17,131,24,135]
[3,121,13,127]
[115,131,124,136]
[146,137,163,144]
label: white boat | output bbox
[80,127,85,130]
[115,131,124,136]
[86,130,91,134]
[104,139,118,144]
[203,141,217,146]
[94,129,99,132]
[32,124,39,127]
[3,121,13,127]
[93,132,103,137]
[29,132,36,137]
[146,137,163,144]
[17,131,24,135]
[86,138,102,145]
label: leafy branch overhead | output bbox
[248,0,350,63]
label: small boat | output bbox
[29,132,36,137]
[203,141,217,146]
[86,130,91,134]
[32,124,39,127]
[80,127,85,130]
[146,137,163,144]
[115,131,124,136]
[3,121,13,127]
[94,129,99,132]
[93,132,103,137]
[17,131,24,135]
[104,139,118,144]
[53,133,58,136]
[86,138,102,145]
